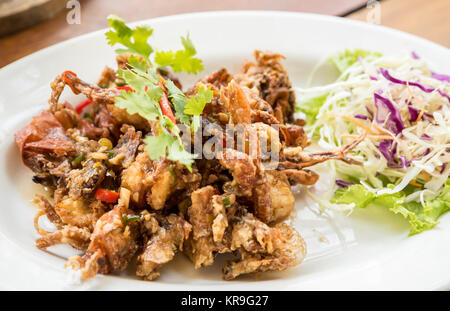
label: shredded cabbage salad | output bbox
[295,49,450,235]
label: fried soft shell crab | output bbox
[16,50,361,281]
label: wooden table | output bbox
[0,0,449,68]
[348,0,450,47]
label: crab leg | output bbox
[279,133,366,169]
[49,71,119,111]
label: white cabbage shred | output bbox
[296,52,450,208]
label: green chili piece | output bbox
[222,196,231,208]
[168,165,176,177]
[122,214,140,226]
[72,154,85,166]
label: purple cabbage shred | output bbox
[420,134,432,140]
[354,114,369,120]
[365,106,374,118]
[380,68,450,102]
[431,72,450,83]
[379,140,396,167]
[374,93,404,135]
[440,163,447,174]
[378,140,411,168]
[408,106,419,122]
[336,180,356,187]
[415,148,431,160]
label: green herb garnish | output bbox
[122,214,141,226]
[184,84,214,115]
[83,112,92,120]
[72,154,85,166]
[105,15,213,170]
[106,14,203,73]
[154,33,204,74]
[222,196,231,208]
[168,165,176,177]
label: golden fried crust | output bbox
[219,149,257,197]
[235,50,296,123]
[136,214,192,280]
[220,80,253,125]
[185,186,218,268]
[223,217,306,280]
[70,203,139,279]
[265,171,295,222]
[184,187,233,268]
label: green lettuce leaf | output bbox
[329,49,382,74]
[295,93,328,125]
[332,180,450,235]
[332,184,374,209]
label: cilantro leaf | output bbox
[117,61,196,170]
[165,79,190,125]
[184,84,214,115]
[115,91,160,120]
[181,34,196,54]
[154,34,204,74]
[106,14,154,60]
[118,67,158,93]
[127,55,151,75]
[166,141,196,170]
[144,132,195,171]
[166,81,213,125]
[114,64,163,120]
[106,15,204,75]
[144,133,174,160]
[105,15,208,169]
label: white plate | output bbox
[0,11,449,291]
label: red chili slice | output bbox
[116,86,134,92]
[75,99,93,114]
[94,188,120,204]
[157,81,176,124]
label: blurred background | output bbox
[0,0,449,68]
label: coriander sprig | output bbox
[106,14,203,73]
[105,15,212,170]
